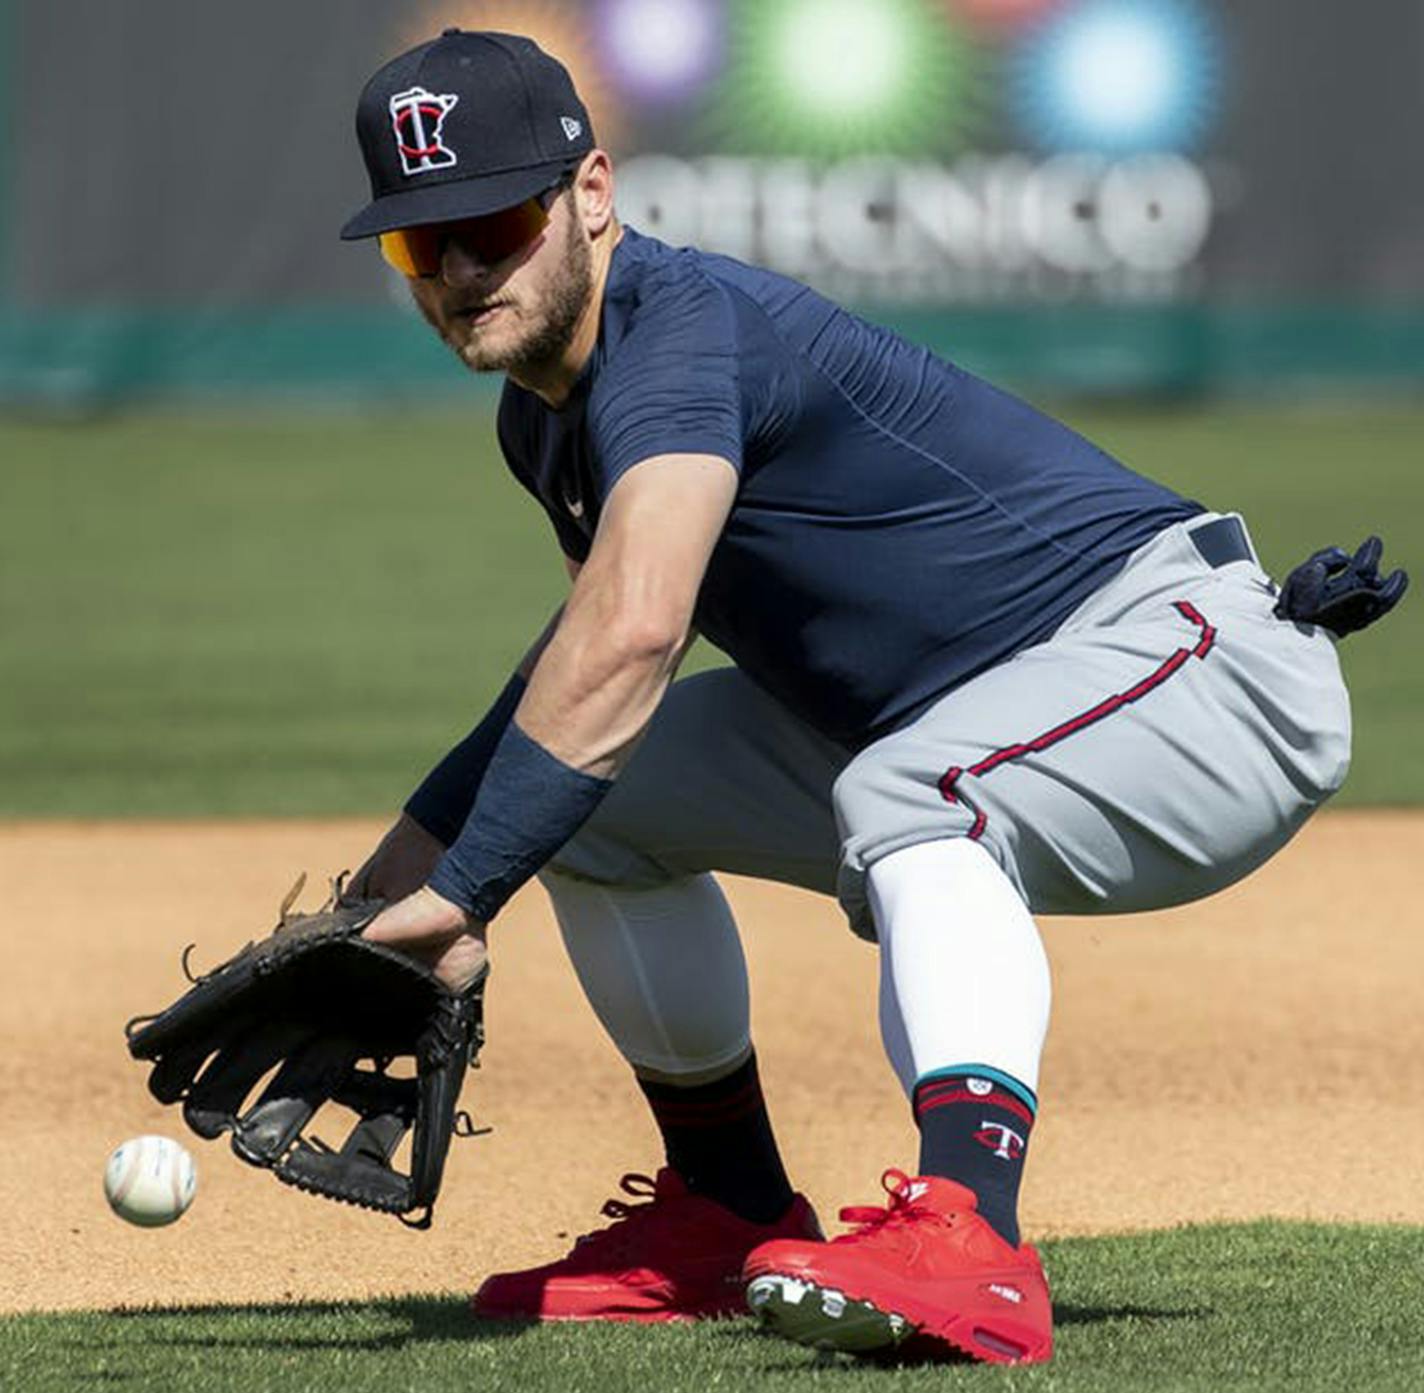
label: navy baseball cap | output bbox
[341,29,595,240]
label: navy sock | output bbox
[638,1052,795,1225]
[913,1068,1036,1247]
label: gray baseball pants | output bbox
[539,513,1351,1078]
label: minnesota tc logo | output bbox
[974,1121,1026,1161]
[389,87,459,176]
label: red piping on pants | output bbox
[938,600,1218,840]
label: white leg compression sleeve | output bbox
[539,869,753,1079]
[868,838,1052,1095]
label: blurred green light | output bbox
[778,0,908,118]
[716,0,981,157]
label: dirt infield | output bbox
[2,811,1420,1314]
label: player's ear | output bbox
[574,150,616,240]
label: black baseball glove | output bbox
[125,875,486,1228]
[1274,535,1408,637]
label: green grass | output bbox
[4,1222,1422,1391]
[1,402,1419,816]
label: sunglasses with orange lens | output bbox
[379,183,563,279]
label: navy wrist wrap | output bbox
[427,721,613,921]
[404,674,527,846]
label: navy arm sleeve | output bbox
[402,674,527,846]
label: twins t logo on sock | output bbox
[973,1122,1026,1161]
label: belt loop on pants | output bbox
[1186,514,1254,569]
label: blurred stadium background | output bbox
[4,0,1424,401]
[1,0,1419,817]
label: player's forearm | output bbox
[515,603,568,680]
[424,459,723,922]
[515,513,699,777]
[514,594,691,780]
[423,595,691,921]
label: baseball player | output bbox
[339,30,1406,1364]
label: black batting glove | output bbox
[1273,536,1409,637]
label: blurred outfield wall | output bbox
[2,0,1423,405]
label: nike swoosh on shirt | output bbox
[561,478,585,519]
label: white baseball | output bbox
[103,1135,197,1227]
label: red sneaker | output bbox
[744,1169,1052,1364]
[472,1169,822,1322]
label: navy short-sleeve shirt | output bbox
[498,227,1201,748]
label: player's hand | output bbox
[362,886,489,993]
[345,812,447,904]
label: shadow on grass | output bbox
[55,1294,1215,1371]
[1055,1302,1212,1327]
[68,1297,533,1353]
[710,1301,1213,1371]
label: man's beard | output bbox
[450,214,592,377]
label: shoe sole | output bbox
[746,1272,1050,1364]
[745,1273,912,1353]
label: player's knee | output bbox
[832,742,963,842]
[539,836,679,892]
[538,862,670,943]
[830,748,883,839]
[832,737,1005,939]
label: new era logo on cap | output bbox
[560,115,583,141]
[389,86,459,177]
